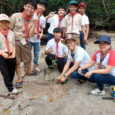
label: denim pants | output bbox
[80,31,86,50]
[84,74,115,91]
[24,42,40,67]
[47,32,54,42]
[64,58,88,79]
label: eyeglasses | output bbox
[65,41,74,45]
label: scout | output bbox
[24,0,47,73]
[45,6,66,41]
[78,3,89,50]
[9,0,37,88]
[45,28,68,73]
[55,34,94,84]
[62,0,87,45]
[0,14,20,94]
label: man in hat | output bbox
[0,14,21,94]
[62,0,87,45]
[78,3,89,50]
[55,34,94,84]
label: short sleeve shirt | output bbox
[68,46,94,71]
[45,38,68,57]
[0,29,15,53]
[47,14,64,35]
[92,50,115,76]
[62,13,84,35]
[79,14,89,31]
[28,13,46,43]
[9,13,33,41]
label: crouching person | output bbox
[0,14,21,94]
[45,28,68,73]
[55,34,94,84]
[78,35,115,96]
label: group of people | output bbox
[0,0,115,96]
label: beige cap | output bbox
[61,34,78,45]
[0,14,10,22]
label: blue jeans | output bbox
[64,58,88,80]
[24,42,40,67]
[47,32,54,42]
[80,31,86,50]
[85,74,115,91]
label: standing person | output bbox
[45,6,66,41]
[62,0,87,45]
[0,14,21,94]
[55,34,94,84]
[78,3,89,50]
[45,28,68,73]
[9,0,37,88]
[78,35,115,96]
[24,0,47,73]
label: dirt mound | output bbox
[24,80,71,102]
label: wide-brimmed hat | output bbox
[61,34,78,45]
[69,0,78,7]
[0,14,10,22]
[94,35,111,44]
[78,3,86,8]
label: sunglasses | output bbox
[65,41,74,45]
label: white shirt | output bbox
[47,14,64,35]
[79,14,89,31]
[45,38,68,57]
[68,46,94,71]
[28,13,46,43]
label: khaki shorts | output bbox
[15,40,32,64]
[66,33,80,45]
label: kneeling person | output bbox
[0,14,20,94]
[55,34,94,84]
[45,28,68,73]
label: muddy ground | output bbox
[0,31,115,115]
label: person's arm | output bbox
[10,46,16,58]
[29,16,38,38]
[9,14,16,30]
[85,24,89,38]
[45,11,56,21]
[45,48,52,55]
[81,26,87,44]
[0,51,9,59]
[62,53,68,58]
[55,59,71,82]
[38,27,43,40]
[63,27,66,38]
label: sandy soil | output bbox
[0,31,115,115]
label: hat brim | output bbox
[78,4,86,8]
[61,37,77,45]
[0,19,10,22]
[69,3,78,7]
[94,40,111,44]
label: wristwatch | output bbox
[63,74,68,78]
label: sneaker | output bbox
[15,81,23,88]
[104,84,110,89]
[10,88,22,95]
[91,88,105,95]
[34,67,41,72]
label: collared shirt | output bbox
[28,13,46,43]
[92,50,115,76]
[0,28,15,53]
[45,38,68,57]
[68,46,94,71]
[62,13,84,35]
[47,14,64,35]
[79,14,89,31]
[9,13,33,41]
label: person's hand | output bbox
[33,15,39,25]
[60,76,66,83]
[37,33,43,40]
[85,71,93,78]
[83,35,88,44]
[78,68,83,76]
[10,52,15,58]
[48,48,52,54]
[48,11,56,18]
[55,76,61,83]
[2,53,9,59]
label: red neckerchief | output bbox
[54,38,61,59]
[98,47,113,69]
[0,28,11,55]
[35,10,42,37]
[70,12,77,30]
[58,15,64,28]
[22,11,31,41]
[82,13,84,16]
